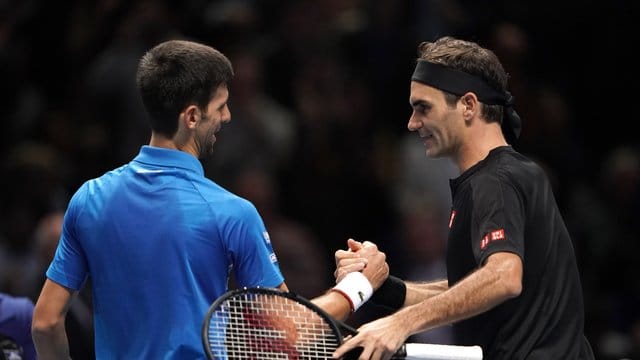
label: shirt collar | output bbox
[132,145,204,176]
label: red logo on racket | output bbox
[242,308,301,359]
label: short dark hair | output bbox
[136,40,234,137]
[417,36,507,123]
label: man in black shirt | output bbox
[333,36,594,359]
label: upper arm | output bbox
[225,200,284,288]
[32,279,76,329]
[482,251,523,297]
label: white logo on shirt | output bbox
[136,169,163,174]
[269,253,278,263]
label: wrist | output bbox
[330,271,373,312]
[370,275,406,311]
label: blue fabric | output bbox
[0,293,37,360]
[47,146,284,359]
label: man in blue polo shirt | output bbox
[31,40,388,359]
[0,292,36,360]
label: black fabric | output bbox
[411,60,522,143]
[370,275,406,311]
[446,146,593,360]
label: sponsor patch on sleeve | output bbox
[480,228,505,250]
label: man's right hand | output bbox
[334,239,389,290]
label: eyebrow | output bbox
[410,99,429,108]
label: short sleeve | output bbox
[471,172,525,265]
[46,185,90,290]
[222,199,284,288]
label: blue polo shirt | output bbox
[47,145,284,359]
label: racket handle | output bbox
[402,343,483,360]
[343,344,407,359]
[391,344,408,359]
[345,343,482,360]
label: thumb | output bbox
[347,238,364,252]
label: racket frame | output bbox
[201,286,347,360]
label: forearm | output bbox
[398,257,521,336]
[32,279,75,360]
[311,291,352,321]
[281,281,354,321]
[404,279,448,306]
[32,321,71,360]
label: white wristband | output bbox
[331,272,373,312]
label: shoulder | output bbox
[480,147,546,184]
[73,164,129,196]
[222,194,260,222]
[471,148,550,207]
[197,181,261,221]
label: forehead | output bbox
[409,81,445,104]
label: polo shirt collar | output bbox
[133,145,204,176]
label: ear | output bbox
[181,105,200,130]
[460,92,479,120]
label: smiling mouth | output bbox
[420,133,433,139]
[419,133,434,147]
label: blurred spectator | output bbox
[398,200,453,346]
[203,46,297,188]
[393,133,459,216]
[14,212,65,300]
[79,0,182,168]
[0,292,36,360]
[565,145,640,359]
[14,211,95,360]
[0,141,69,291]
[231,167,331,298]
[281,50,396,254]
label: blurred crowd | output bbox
[0,1,638,359]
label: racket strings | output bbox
[206,293,341,359]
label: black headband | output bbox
[411,60,522,142]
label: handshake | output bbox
[331,239,405,312]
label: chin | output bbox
[425,147,443,158]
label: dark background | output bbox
[1,1,638,359]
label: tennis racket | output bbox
[202,287,483,360]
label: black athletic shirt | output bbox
[446,146,594,359]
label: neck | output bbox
[454,122,507,172]
[148,133,199,158]
[149,133,178,149]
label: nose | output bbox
[408,113,422,131]
[222,107,231,123]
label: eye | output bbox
[410,100,430,115]
[414,104,428,114]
